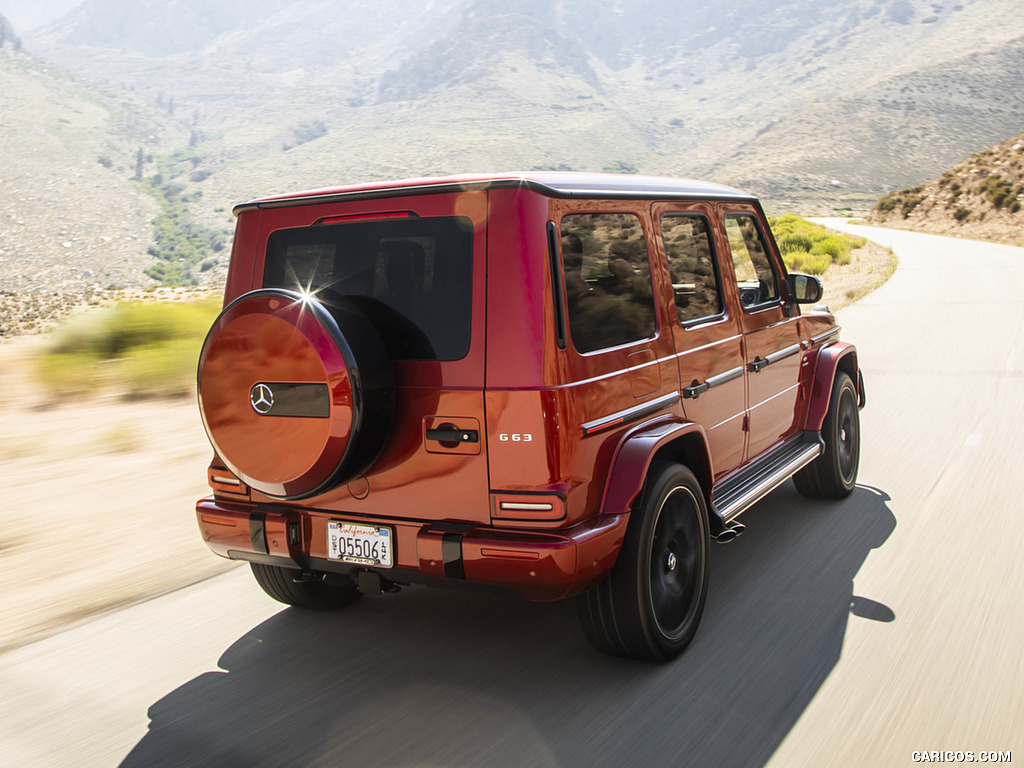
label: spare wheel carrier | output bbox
[197,288,394,500]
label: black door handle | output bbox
[683,382,709,400]
[426,428,479,443]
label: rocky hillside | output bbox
[26,0,1024,212]
[868,129,1024,244]
[3,0,1024,322]
[0,46,162,292]
[0,27,207,335]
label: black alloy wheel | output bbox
[577,462,710,662]
[834,377,860,488]
[649,483,707,643]
[794,370,860,499]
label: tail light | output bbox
[208,464,250,498]
[491,493,566,523]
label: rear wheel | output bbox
[794,370,860,499]
[250,563,362,610]
[577,462,710,662]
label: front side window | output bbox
[560,213,656,353]
[660,214,723,323]
[263,216,473,360]
[725,214,780,309]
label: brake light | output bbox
[317,211,415,225]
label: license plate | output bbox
[326,521,393,568]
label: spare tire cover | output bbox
[198,289,393,500]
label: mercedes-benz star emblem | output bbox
[250,383,275,415]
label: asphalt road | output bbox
[1,224,1021,767]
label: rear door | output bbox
[256,190,491,524]
[653,202,746,481]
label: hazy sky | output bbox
[0,0,79,33]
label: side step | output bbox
[710,431,823,540]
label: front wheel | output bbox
[250,563,362,610]
[577,462,710,662]
[794,370,860,499]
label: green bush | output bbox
[122,338,204,397]
[139,145,229,286]
[37,352,105,396]
[783,251,808,272]
[801,253,832,275]
[900,194,925,218]
[602,160,639,174]
[810,234,850,260]
[39,299,220,398]
[769,214,863,274]
[874,187,926,218]
[981,174,1014,209]
[876,196,898,213]
[778,232,814,254]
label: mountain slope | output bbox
[5,0,1022,281]
[0,41,183,295]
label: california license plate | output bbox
[326,521,393,568]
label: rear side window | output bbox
[660,214,723,323]
[263,216,473,360]
[560,212,656,353]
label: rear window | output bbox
[263,216,473,361]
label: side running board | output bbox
[710,431,824,536]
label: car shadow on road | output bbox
[120,484,895,768]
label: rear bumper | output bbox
[196,497,627,601]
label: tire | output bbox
[794,370,860,499]
[250,563,362,610]
[577,462,710,662]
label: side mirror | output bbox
[787,273,823,304]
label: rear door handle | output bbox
[426,428,479,443]
[683,382,709,400]
[749,358,768,373]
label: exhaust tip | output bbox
[714,521,746,544]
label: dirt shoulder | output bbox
[0,234,897,652]
[815,236,895,311]
[0,335,234,653]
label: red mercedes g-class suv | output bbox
[196,173,864,661]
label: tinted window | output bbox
[560,213,656,353]
[660,214,723,323]
[264,216,473,360]
[725,214,780,309]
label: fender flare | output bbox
[805,341,862,432]
[600,418,714,520]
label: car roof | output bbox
[233,172,757,214]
